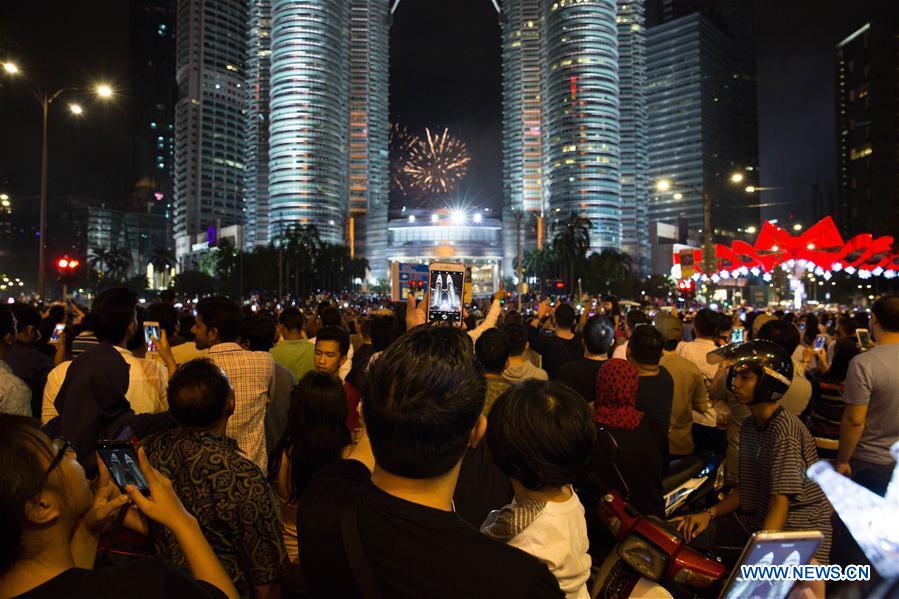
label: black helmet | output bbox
[709,340,793,404]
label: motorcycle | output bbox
[591,490,725,598]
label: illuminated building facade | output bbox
[542,0,622,252]
[269,0,349,245]
[244,0,272,248]
[616,0,650,275]
[348,0,390,279]
[836,12,899,238]
[173,0,248,266]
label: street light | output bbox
[745,185,756,194]
[745,226,757,234]
[2,60,114,298]
[673,192,683,200]
[655,179,671,192]
[793,223,803,231]
[730,172,744,184]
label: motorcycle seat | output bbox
[662,455,706,493]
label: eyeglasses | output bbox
[39,437,76,485]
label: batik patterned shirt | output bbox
[142,428,289,598]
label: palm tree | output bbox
[277,224,321,297]
[88,247,112,279]
[104,248,133,283]
[551,213,591,287]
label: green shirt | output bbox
[270,339,315,381]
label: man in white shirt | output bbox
[675,308,721,386]
[193,296,273,471]
[611,310,649,360]
[0,307,31,416]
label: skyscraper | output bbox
[501,0,545,275]
[173,0,248,265]
[836,10,899,237]
[269,0,349,246]
[129,0,177,221]
[348,0,390,280]
[244,0,271,249]
[646,13,746,243]
[617,0,649,275]
[542,0,621,253]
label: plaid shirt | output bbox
[207,343,274,471]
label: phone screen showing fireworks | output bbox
[814,334,827,351]
[721,531,823,599]
[427,268,464,324]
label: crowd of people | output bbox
[0,285,897,598]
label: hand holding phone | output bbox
[814,334,827,351]
[143,321,161,353]
[856,328,874,351]
[730,328,745,344]
[49,323,66,345]
[95,440,150,495]
[426,262,465,325]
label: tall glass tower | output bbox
[174,0,248,266]
[501,0,545,276]
[542,0,621,252]
[617,0,649,274]
[348,0,390,280]
[244,0,272,249]
[269,0,349,245]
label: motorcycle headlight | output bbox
[618,535,668,581]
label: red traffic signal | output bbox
[555,280,565,290]
[55,256,80,277]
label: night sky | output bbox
[0,0,881,229]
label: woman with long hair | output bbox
[268,371,354,595]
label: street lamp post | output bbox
[3,61,113,298]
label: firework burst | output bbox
[404,127,471,194]
[389,122,416,193]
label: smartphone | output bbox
[739,312,747,322]
[799,322,806,332]
[814,334,827,351]
[95,440,150,495]
[730,328,745,344]
[856,328,874,350]
[49,323,66,345]
[426,262,465,324]
[143,321,161,353]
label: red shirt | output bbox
[344,381,361,432]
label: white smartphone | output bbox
[856,328,874,351]
[426,262,465,324]
[49,323,66,345]
[143,321,161,353]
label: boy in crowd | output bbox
[475,328,511,414]
[314,326,361,432]
[502,323,548,384]
[482,380,595,599]
[557,316,614,404]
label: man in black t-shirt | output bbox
[628,324,674,436]
[527,301,583,380]
[557,316,615,404]
[298,326,562,599]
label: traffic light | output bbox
[55,256,80,282]
[554,280,565,290]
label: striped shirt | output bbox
[207,342,274,471]
[739,407,832,561]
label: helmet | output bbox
[709,340,793,404]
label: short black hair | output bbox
[279,307,306,332]
[147,302,179,338]
[625,310,648,331]
[583,316,615,355]
[718,313,733,333]
[0,307,16,339]
[159,289,176,304]
[501,323,529,357]
[241,314,277,351]
[487,380,595,491]
[179,313,197,342]
[370,315,395,351]
[872,296,899,333]
[757,319,801,355]
[167,359,232,428]
[555,303,575,329]
[91,288,138,344]
[9,304,40,330]
[475,328,510,374]
[693,308,719,338]
[320,307,342,327]
[316,326,350,356]
[628,323,664,365]
[503,310,523,327]
[363,326,485,478]
[196,296,243,342]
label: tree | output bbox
[550,213,591,287]
[522,247,559,283]
[277,224,321,297]
[174,270,217,298]
[581,249,634,296]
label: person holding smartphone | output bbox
[0,414,238,599]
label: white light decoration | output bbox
[885,270,897,279]
[711,275,720,283]
[832,263,843,272]
[814,266,825,276]
[781,263,790,272]
[823,271,832,280]
[691,273,701,281]
[859,270,871,279]
[750,267,761,277]
[720,270,730,279]
[762,273,773,282]
[872,267,884,276]
[844,266,856,275]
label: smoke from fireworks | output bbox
[389,122,415,194]
[403,127,471,194]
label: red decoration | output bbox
[673,217,899,279]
